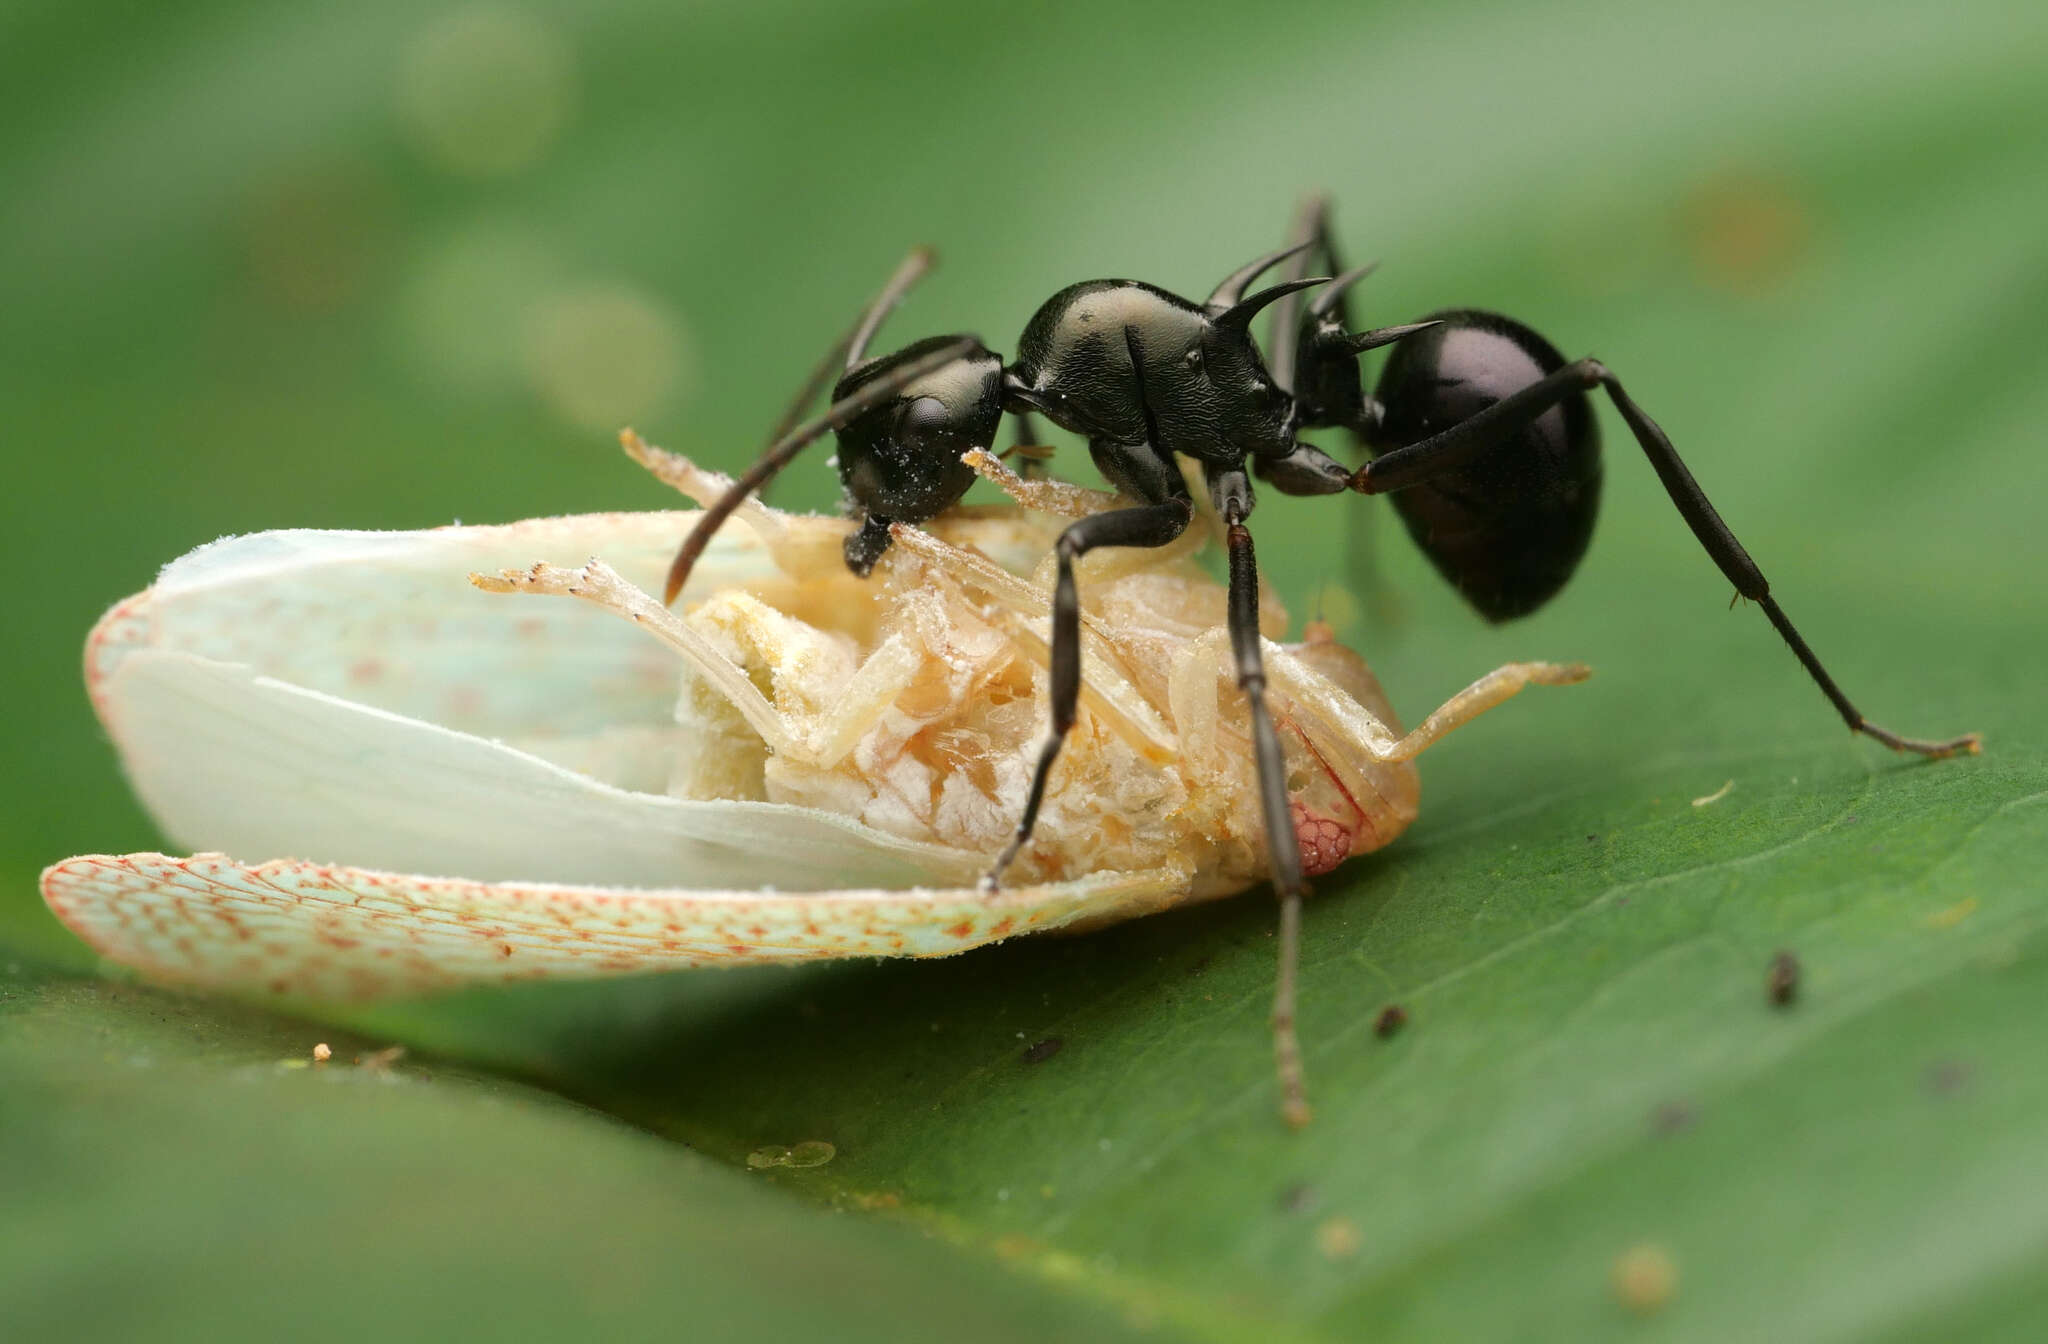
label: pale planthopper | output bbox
[44,434,1586,1122]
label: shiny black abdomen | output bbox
[833,334,1005,523]
[1372,309,1601,621]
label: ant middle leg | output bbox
[982,443,1193,892]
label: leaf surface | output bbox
[5,0,2046,1338]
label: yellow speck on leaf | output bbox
[1316,1216,1363,1261]
[1690,779,1735,807]
[1926,896,1979,930]
[1612,1244,1678,1314]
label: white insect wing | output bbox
[44,437,1586,1001]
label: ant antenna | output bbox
[844,247,935,371]
[753,249,936,502]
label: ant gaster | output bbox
[663,197,1979,1129]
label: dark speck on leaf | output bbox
[1374,1004,1407,1039]
[1767,951,1800,1007]
[1021,1036,1064,1064]
[1924,1059,1970,1096]
[1651,1100,1697,1135]
[1280,1183,1317,1214]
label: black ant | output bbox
[663,195,1979,1128]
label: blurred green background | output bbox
[5,1,2047,1340]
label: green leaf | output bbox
[0,960,1155,1342]
[7,0,2047,1339]
[353,742,2047,1341]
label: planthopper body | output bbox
[45,437,1580,1006]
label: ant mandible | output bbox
[663,195,1979,1129]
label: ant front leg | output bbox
[1355,346,1981,758]
[1206,462,1316,1130]
[982,442,1193,891]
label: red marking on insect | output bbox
[82,592,152,721]
[1288,731,1369,878]
[1293,805,1354,878]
